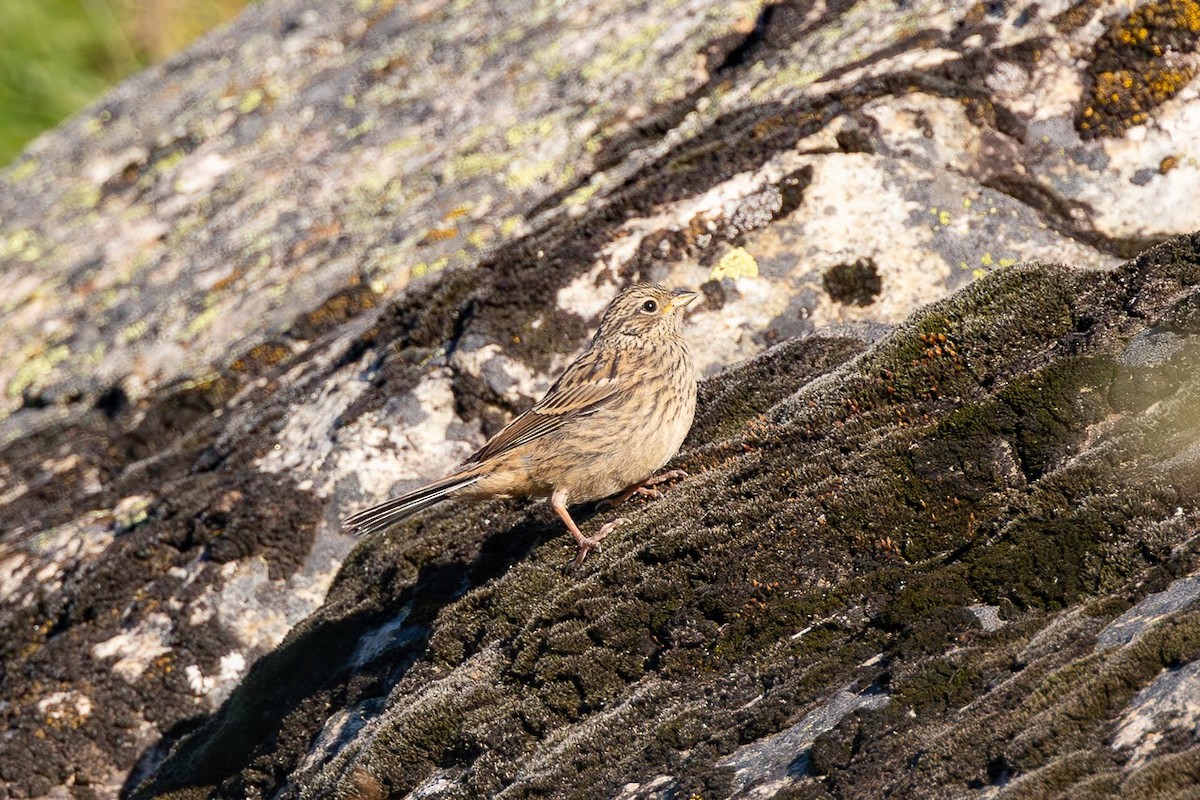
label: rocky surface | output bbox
[1,0,1199,797]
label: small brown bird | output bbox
[343,283,699,568]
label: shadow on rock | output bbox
[123,512,558,799]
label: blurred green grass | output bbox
[0,0,249,166]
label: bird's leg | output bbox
[551,492,627,570]
[598,469,690,509]
[641,468,688,492]
[597,484,641,510]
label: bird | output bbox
[342,282,700,569]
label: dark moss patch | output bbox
[287,282,381,341]
[686,335,866,446]
[1155,288,1200,333]
[823,258,883,306]
[776,166,814,219]
[184,475,322,580]
[114,373,240,463]
[1052,0,1106,34]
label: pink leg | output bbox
[598,469,689,510]
[644,469,689,487]
[551,492,628,571]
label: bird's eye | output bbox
[641,299,658,313]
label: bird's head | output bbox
[594,283,699,345]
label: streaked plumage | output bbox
[343,283,699,569]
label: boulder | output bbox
[1,0,1199,797]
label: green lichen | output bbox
[580,24,667,84]
[1,227,45,262]
[7,343,69,398]
[446,150,510,182]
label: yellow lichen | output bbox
[504,118,557,148]
[565,182,601,207]
[446,150,509,182]
[185,305,222,337]
[157,149,189,175]
[63,182,101,212]
[580,24,667,84]
[345,118,380,139]
[411,256,450,279]
[238,89,264,114]
[748,63,821,102]
[506,159,565,190]
[710,247,759,281]
[121,320,150,344]
[1079,0,1200,136]
[499,216,524,237]
[465,229,490,249]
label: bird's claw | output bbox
[599,491,653,511]
[598,471,688,510]
[646,469,689,486]
[597,517,629,538]
[567,518,629,571]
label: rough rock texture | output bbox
[1,0,1200,798]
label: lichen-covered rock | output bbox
[1,0,1200,797]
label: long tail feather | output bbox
[342,472,481,538]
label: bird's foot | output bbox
[597,470,689,510]
[568,517,629,571]
[644,469,688,487]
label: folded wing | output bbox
[464,346,628,464]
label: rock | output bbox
[1,0,1199,797]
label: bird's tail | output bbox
[342,470,481,538]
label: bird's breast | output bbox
[609,341,697,477]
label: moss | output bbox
[877,566,976,651]
[286,283,379,341]
[894,656,987,715]
[1119,747,1200,799]
[1003,612,1200,785]
[681,335,868,443]
[823,258,883,306]
[1002,750,1121,799]
[115,372,239,462]
[998,357,1117,478]
[1051,0,1106,34]
[227,340,293,374]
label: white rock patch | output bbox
[91,613,174,682]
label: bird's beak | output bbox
[664,289,700,313]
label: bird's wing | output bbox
[463,346,627,464]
